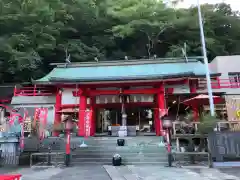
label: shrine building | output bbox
[11,57,222,136]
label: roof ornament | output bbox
[181,42,188,63]
[64,48,71,68]
[94,57,99,62]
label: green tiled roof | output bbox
[35,59,218,83]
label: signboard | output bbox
[84,110,92,137]
[208,132,240,162]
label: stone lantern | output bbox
[62,115,74,166]
[162,118,173,167]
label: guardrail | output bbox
[14,85,56,96]
[198,78,240,89]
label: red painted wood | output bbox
[78,90,87,136]
[55,78,188,89]
[95,102,154,108]
[0,99,11,103]
[61,102,154,109]
[190,80,198,121]
[72,88,159,96]
[189,80,197,93]
[156,84,165,136]
[90,93,96,136]
[14,85,56,96]
[53,89,62,136]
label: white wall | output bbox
[11,96,55,105]
[210,55,240,79]
[62,88,79,105]
[209,55,240,95]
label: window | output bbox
[228,73,240,87]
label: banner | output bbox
[84,110,92,137]
[38,108,48,140]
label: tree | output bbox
[0,1,240,83]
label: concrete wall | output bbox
[208,55,240,95]
[210,55,240,79]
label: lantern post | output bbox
[162,118,173,167]
[64,118,73,166]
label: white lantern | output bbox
[162,119,173,128]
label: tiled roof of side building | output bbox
[34,58,220,83]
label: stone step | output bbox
[70,151,166,156]
[40,137,162,146]
[54,157,168,165]
[41,145,167,153]
[70,154,168,159]
[69,161,167,165]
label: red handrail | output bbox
[14,86,55,96]
[199,78,240,89]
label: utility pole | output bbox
[197,0,215,116]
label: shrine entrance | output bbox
[95,106,155,136]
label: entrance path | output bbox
[103,165,240,180]
[3,165,240,180]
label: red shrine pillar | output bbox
[90,95,96,136]
[53,89,62,136]
[154,83,165,136]
[78,89,87,136]
[189,80,199,121]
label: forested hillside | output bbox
[0,0,239,82]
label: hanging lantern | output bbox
[133,95,137,102]
[126,96,130,103]
[112,96,116,103]
[147,109,153,119]
[96,96,100,104]
[87,97,90,105]
[148,95,153,102]
[119,95,122,103]
[104,97,108,104]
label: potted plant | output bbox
[197,113,219,135]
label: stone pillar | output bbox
[78,89,87,136]
[53,89,62,136]
[155,84,165,136]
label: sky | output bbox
[177,0,240,11]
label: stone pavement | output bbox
[104,165,240,180]
[2,165,240,180]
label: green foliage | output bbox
[0,0,240,82]
[198,113,219,134]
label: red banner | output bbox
[39,108,48,140]
[84,110,92,138]
[34,108,48,140]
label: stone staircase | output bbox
[38,136,168,165]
